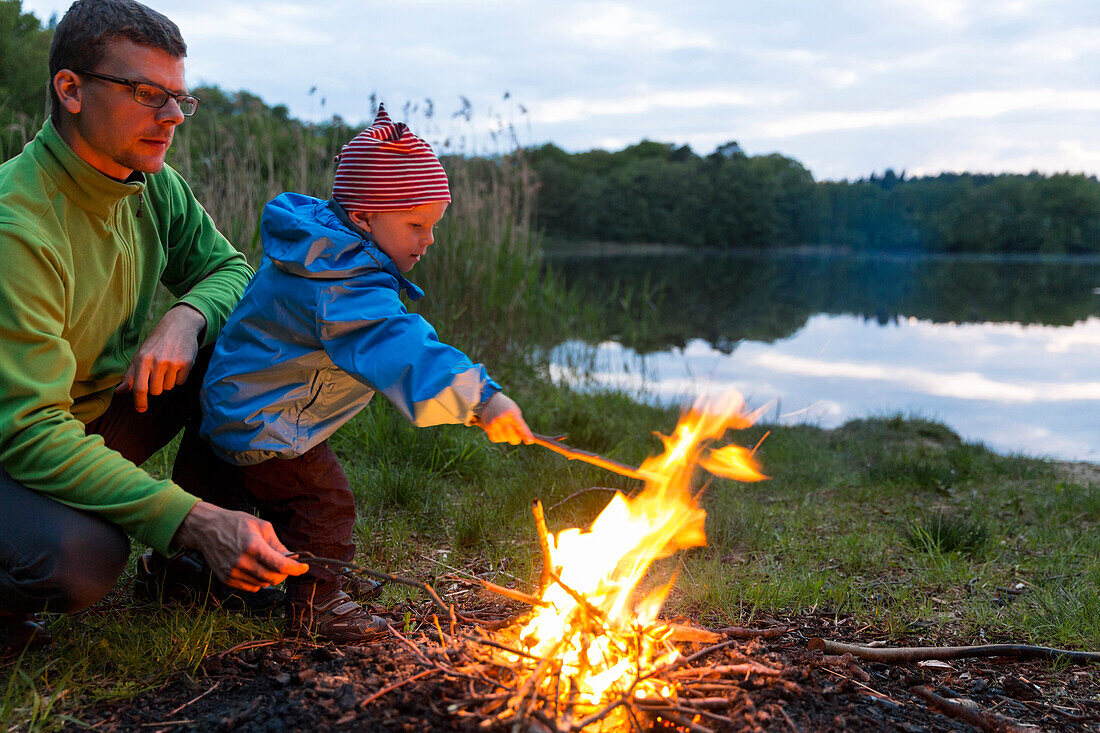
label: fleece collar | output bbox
[31,118,145,219]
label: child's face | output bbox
[350,202,448,273]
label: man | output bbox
[0,0,306,651]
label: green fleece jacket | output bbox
[0,120,253,554]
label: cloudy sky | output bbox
[22,0,1100,180]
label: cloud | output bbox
[562,3,717,51]
[758,89,1100,139]
[527,87,763,124]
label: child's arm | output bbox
[318,271,515,429]
[475,392,533,445]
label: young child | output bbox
[199,106,532,643]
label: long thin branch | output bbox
[443,575,547,607]
[809,638,1100,665]
[530,433,658,482]
[294,552,472,622]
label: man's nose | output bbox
[156,97,186,125]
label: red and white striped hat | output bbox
[331,105,451,213]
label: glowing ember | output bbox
[513,391,766,709]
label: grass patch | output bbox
[904,511,992,556]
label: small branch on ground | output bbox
[718,625,795,639]
[809,639,1100,665]
[911,685,1030,732]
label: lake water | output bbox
[546,250,1100,463]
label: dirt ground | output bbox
[76,608,1099,732]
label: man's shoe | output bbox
[134,549,285,614]
[287,590,389,644]
[0,613,52,653]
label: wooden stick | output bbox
[293,552,473,622]
[359,669,439,708]
[532,499,553,595]
[717,625,794,639]
[165,680,221,717]
[809,638,1100,665]
[911,685,1029,733]
[530,433,659,482]
[444,574,546,607]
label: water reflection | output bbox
[548,253,1100,462]
[549,251,1100,352]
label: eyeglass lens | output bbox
[133,84,198,115]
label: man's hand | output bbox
[173,501,308,592]
[116,304,207,413]
[477,392,534,445]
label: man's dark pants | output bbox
[0,347,241,614]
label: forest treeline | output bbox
[4,0,1100,255]
[531,142,1100,255]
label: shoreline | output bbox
[541,239,1100,265]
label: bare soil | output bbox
[75,608,1099,732]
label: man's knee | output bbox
[53,522,130,612]
[3,523,129,613]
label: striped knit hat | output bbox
[331,105,451,213]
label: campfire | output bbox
[299,391,782,730]
[481,391,768,728]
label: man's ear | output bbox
[53,70,83,114]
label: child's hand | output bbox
[478,392,534,445]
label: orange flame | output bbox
[517,391,765,705]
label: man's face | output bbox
[61,38,187,179]
[352,202,449,273]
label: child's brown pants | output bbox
[237,442,356,604]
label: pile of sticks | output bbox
[302,498,798,731]
[392,623,794,733]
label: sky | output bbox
[21,0,1100,181]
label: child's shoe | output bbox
[287,589,389,644]
[342,574,385,603]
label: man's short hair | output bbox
[48,0,187,117]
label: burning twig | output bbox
[530,433,659,483]
[532,500,553,595]
[809,638,1100,665]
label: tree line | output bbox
[530,142,1100,255]
[5,0,1100,255]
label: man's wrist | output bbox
[169,303,208,342]
[173,499,211,549]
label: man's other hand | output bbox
[116,304,206,412]
[173,501,308,592]
[477,392,534,445]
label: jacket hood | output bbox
[260,192,423,298]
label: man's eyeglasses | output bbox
[77,70,200,117]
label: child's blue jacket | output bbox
[200,192,500,466]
